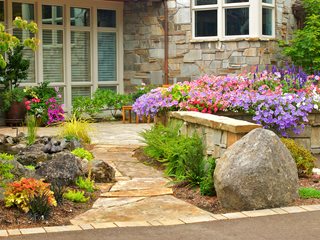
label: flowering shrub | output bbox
[24,82,64,125]
[133,67,320,136]
[4,178,57,213]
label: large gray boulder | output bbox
[15,144,47,165]
[36,152,83,185]
[214,128,299,211]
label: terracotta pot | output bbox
[5,100,27,126]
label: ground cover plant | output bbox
[299,187,320,199]
[133,67,320,136]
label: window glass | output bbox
[72,87,91,102]
[12,2,34,21]
[13,29,35,83]
[195,10,217,37]
[98,9,116,28]
[98,32,116,82]
[42,5,63,25]
[0,1,4,22]
[225,8,249,35]
[195,0,217,5]
[43,30,64,83]
[71,31,90,82]
[262,8,272,35]
[98,86,117,92]
[262,0,273,3]
[225,0,248,3]
[70,7,90,27]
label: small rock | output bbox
[91,160,115,183]
[16,144,47,165]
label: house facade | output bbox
[0,0,296,124]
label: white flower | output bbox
[314,104,319,110]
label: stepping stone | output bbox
[110,177,170,192]
[113,161,164,178]
[71,195,211,225]
[93,197,145,208]
[101,188,173,198]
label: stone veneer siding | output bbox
[123,0,296,91]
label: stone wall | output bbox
[168,111,261,158]
[215,111,320,154]
[123,0,296,90]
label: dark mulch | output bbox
[0,191,100,230]
[134,147,320,214]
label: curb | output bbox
[1,204,320,237]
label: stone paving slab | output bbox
[112,161,164,178]
[93,197,146,209]
[110,178,170,192]
[70,195,211,225]
[101,188,173,198]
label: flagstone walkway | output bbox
[70,145,213,225]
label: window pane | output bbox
[195,0,217,5]
[195,10,217,37]
[70,7,90,26]
[225,0,248,3]
[98,86,117,92]
[43,30,64,83]
[12,2,34,21]
[71,31,90,82]
[225,8,249,36]
[72,86,91,102]
[98,32,117,82]
[13,29,35,83]
[262,8,272,35]
[42,5,63,25]
[262,0,273,3]
[0,1,4,22]
[98,9,116,28]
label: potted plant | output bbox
[0,18,39,126]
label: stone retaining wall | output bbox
[214,111,320,154]
[168,111,261,158]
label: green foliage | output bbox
[4,178,57,213]
[299,187,320,199]
[76,177,95,193]
[0,161,14,187]
[28,192,52,221]
[63,190,89,203]
[50,180,66,205]
[141,123,207,186]
[0,153,14,161]
[25,165,36,171]
[0,87,26,112]
[26,115,37,145]
[281,0,320,73]
[200,158,216,196]
[281,138,316,177]
[71,148,94,161]
[72,89,133,119]
[131,84,156,101]
[59,115,92,144]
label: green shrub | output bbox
[281,0,320,73]
[299,187,320,199]
[281,138,316,177]
[141,123,206,186]
[0,153,14,161]
[25,165,36,171]
[200,158,216,196]
[63,190,89,203]
[76,177,95,193]
[71,148,94,161]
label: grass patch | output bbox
[299,187,320,199]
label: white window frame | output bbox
[4,0,123,112]
[192,0,276,41]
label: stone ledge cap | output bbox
[169,111,261,133]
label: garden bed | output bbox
[0,190,100,230]
[134,147,320,214]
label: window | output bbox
[192,0,275,39]
[12,2,36,83]
[97,9,117,85]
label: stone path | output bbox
[71,145,212,225]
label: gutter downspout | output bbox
[163,0,169,85]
